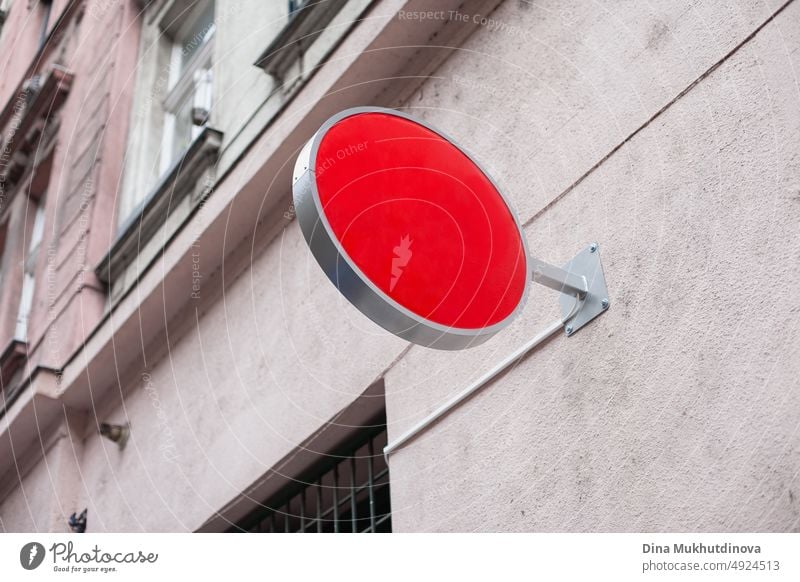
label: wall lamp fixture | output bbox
[99,422,130,450]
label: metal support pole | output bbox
[383,317,566,459]
[529,256,588,297]
[383,243,611,459]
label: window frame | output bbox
[0,0,11,34]
[255,0,373,81]
[37,0,53,51]
[14,198,45,341]
[158,0,215,176]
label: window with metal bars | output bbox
[232,419,391,533]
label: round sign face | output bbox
[292,107,529,349]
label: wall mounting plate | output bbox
[559,243,610,335]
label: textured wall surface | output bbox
[386,0,800,531]
[70,218,407,531]
[1,0,798,532]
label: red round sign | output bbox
[293,107,529,349]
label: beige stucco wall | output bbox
[1,0,798,532]
[71,217,406,531]
[0,423,82,534]
[385,0,800,531]
[0,446,59,533]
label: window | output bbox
[256,0,373,82]
[0,223,7,290]
[288,0,310,17]
[159,0,215,176]
[15,198,45,341]
[116,0,217,228]
[102,0,224,303]
[0,0,12,36]
[38,0,52,51]
[233,422,391,533]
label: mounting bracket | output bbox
[530,242,610,336]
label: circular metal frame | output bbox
[292,107,530,350]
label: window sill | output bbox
[255,1,352,79]
[0,64,73,198]
[96,126,223,289]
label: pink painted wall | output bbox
[0,0,141,371]
[0,0,141,531]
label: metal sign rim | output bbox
[292,106,531,350]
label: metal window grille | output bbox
[233,422,391,533]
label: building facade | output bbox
[0,0,798,532]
